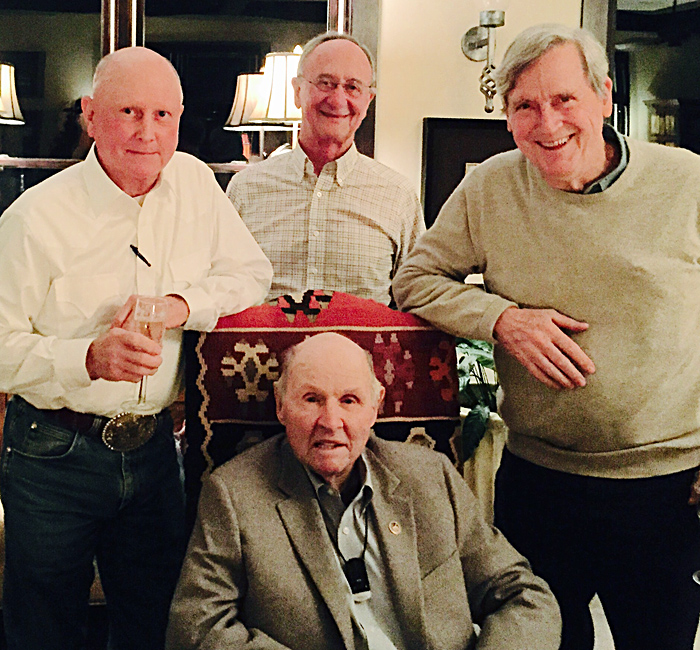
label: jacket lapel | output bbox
[276,442,358,650]
[365,443,427,650]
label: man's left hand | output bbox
[111,294,190,330]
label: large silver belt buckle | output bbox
[101,412,157,452]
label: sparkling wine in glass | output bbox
[128,296,168,412]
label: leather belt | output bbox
[33,404,168,452]
[41,408,110,438]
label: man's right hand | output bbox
[493,306,595,391]
[85,327,162,382]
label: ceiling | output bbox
[0,0,326,22]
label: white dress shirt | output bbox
[0,147,272,416]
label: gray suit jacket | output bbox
[166,435,560,650]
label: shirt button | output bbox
[313,230,320,237]
[310,268,318,275]
[316,191,322,197]
[342,527,350,535]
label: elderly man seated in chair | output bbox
[166,332,561,650]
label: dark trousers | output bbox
[495,449,700,650]
[0,397,187,650]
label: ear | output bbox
[602,76,614,119]
[275,384,287,425]
[291,77,303,110]
[81,96,96,138]
[372,385,386,423]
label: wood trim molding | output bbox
[581,0,615,57]
[101,0,145,56]
[327,0,353,33]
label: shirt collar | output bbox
[306,452,374,511]
[582,124,629,194]
[292,141,359,187]
[82,144,175,216]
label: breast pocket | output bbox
[47,273,122,337]
[168,250,211,292]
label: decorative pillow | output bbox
[183,290,461,504]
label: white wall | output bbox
[374,0,583,193]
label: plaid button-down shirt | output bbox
[226,143,425,305]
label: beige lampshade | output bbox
[223,73,266,129]
[0,62,24,125]
[248,50,302,124]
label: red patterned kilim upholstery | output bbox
[183,291,460,512]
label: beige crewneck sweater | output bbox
[394,138,700,478]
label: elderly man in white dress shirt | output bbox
[0,46,271,650]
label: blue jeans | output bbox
[0,397,186,650]
[495,449,700,650]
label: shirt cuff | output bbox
[479,298,519,344]
[174,288,218,332]
[55,338,94,391]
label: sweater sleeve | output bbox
[392,175,516,343]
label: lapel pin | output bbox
[389,521,401,535]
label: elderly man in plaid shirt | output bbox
[226,32,425,307]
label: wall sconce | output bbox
[461,0,510,113]
[0,62,24,125]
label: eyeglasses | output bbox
[298,76,373,99]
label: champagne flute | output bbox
[127,295,168,413]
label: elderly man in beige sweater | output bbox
[393,23,700,650]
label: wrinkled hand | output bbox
[85,327,162,382]
[689,470,700,506]
[111,294,190,330]
[493,306,596,390]
[86,294,190,382]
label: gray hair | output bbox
[92,47,183,102]
[275,336,383,405]
[297,31,376,87]
[494,24,609,109]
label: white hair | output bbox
[494,24,609,110]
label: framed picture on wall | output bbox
[421,117,515,228]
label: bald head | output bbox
[82,47,184,196]
[276,333,383,405]
[92,47,183,103]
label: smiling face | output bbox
[292,38,374,157]
[276,333,384,491]
[82,48,184,197]
[505,43,613,192]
